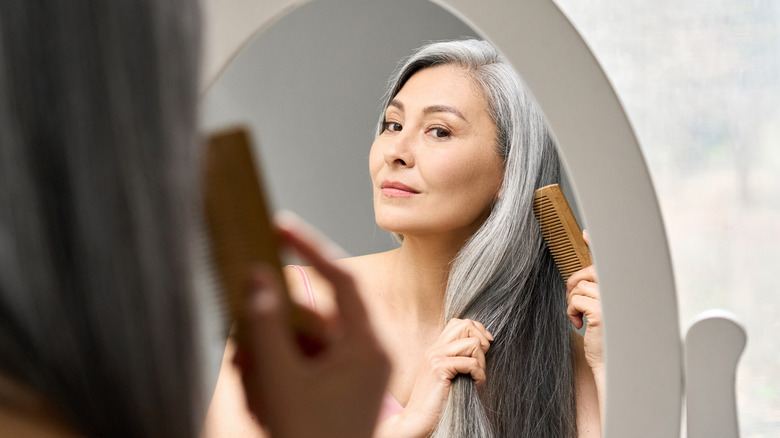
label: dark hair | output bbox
[378,39,577,437]
[0,1,204,436]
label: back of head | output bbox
[380,39,576,437]
[0,1,203,436]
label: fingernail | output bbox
[252,284,280,313]
[248,268,280,312]
[486,330,495,341]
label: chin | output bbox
[374,213,424,235]
[375,216,453,238]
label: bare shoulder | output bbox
[571,331,601,437]
[282,251,391,315]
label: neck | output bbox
[380,232,468,325]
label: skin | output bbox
[208,64,604,437]
[370,65,504,242]
[569,232,604,437]
[365,65,504,436]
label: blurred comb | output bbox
[202,127,292,337]
[532,184,592,282]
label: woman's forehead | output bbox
[390,65,487,118]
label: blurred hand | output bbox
[375,319,493,438]
[234,218,390,438]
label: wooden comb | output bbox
[533,184,592,282]
[202,127,289,332]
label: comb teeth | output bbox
[532,184,592,282]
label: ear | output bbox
[492,186,503,205]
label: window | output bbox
[555,1,780,435]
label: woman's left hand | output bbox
[567,233,604,438]
[565,232,604,374]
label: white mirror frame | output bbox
[202,1,683,437]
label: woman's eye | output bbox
[383,121,402,132]
[429,127,451,138]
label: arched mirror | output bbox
[201,1,684,437]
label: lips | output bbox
[381,180,419,197]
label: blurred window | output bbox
[554,1,780,436]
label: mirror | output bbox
[201,0,483,256]
[202,0,682,437]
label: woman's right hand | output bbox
[376,318,493,438]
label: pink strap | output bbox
[289,265,317,310]
[378,392,404,422]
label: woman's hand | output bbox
[566,262,603,374]
[233,219,390,438]
[376,319,493,438]
[566,231,606,429]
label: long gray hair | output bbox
[378,40,577,437]
[0,1,204,436]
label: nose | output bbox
[383,131,415,168]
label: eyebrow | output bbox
[388,99,468,122]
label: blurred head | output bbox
[0,1,204,436]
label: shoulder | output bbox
[283,251,392,316]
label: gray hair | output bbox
[378,40,577,437]
[0,1,204,436]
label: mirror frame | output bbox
[202,1,683,436]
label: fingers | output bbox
[566,264,597,294]
[240,266,297,366]
[275,215,371,336]
[471,320,494,341]
[435,337,487,367]
[238,267,332,367]
[443,357,487,386]
[437,318,493,352]
[427,319,493,386]
[427,337,488,386]
[565,237,599,329]
[235,266,301,415]
[567,279,601,330]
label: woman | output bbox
[211,39,604,437]
[292,39,604,437]
[0,1,388,437]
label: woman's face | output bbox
[370,64,505,241]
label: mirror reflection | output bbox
[203,1,603,437]
[201,0,480,257]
